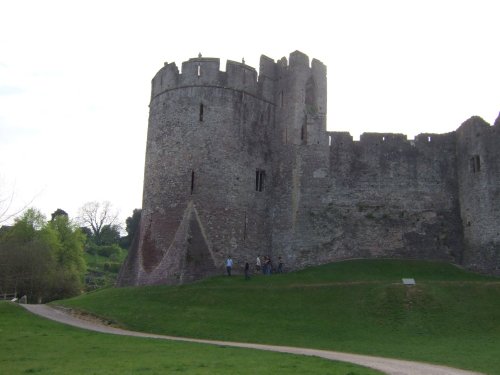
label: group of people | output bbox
[255,255,283,275]
[225,255,284,279]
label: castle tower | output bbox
[118,55,280,285]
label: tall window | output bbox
[255,169,265,192]
[199,103,204,122]
[191,170,195,194]
[470,155,481,173]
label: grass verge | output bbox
[0,302,381,374]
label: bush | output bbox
[86,243,122,258]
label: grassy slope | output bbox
[0,302,381,375]
[58,259,500,375]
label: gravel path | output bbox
[21,304,483,375]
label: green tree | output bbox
[48,215,86,299]
[125,209,141,240]
[99,224,121,246]
[0,208,86,302]
[121,208,141,249]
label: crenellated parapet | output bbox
[150,51,327,129]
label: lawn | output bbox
[0,302,381,374]
[57,259,500,374]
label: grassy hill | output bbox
[57,259,500,374]
[0,303,380,374]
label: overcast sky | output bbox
[1,0,499,226]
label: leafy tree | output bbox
[121,208,141,249]
[126,209,142,240]
[0,208,86,302]
[51,208,68,221]
[48,215,86,298]
[99,224,121,246]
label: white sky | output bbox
[1,0,499,226]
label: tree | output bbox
[78,201,119,245]
[121,208,141,249]
[0,208,86,302]
[51,208,68,221]
[48,215,86,299]
[99,224,121,246]
[126,209,141,239]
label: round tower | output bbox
[118,55,275,285]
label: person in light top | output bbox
[226,256,233,276]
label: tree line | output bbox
[0,202,141,303]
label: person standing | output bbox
[278,257,284,273]
[244,262,250,280]
[226,256,233,276]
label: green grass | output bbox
[84,251,126,290]
[0,302,381,374]
[57,259,500,374]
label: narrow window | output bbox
[255,169,265,192]
[329,135,332,146]
[199,103,204,122]
[470,155,481,173]
[427,136,432,142]
[191,170,195,194]
[197,64,201,77]
[243,212,247,240]
[382,136,385,141]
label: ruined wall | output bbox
[456,116,500,275]
[270,131,464,270]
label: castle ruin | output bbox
[118,51,500,286]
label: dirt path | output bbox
[21,304,483,375]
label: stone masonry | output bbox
[117,51,500,286]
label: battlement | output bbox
[150,52,326,105]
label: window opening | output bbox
[199,103,204,122]
[243,212,247,240]
[427,136,432,142]
[191,170,195,194]
[255,169,265,192]
[197,64,201,77]
[470,155,481,173]
[382,136,385,141]
[329,135,332,146]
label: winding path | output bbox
[21,304,482,375]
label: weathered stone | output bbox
[117,52,500,287]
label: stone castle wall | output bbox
[118,51,500,286]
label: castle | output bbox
[118,51,500,286]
